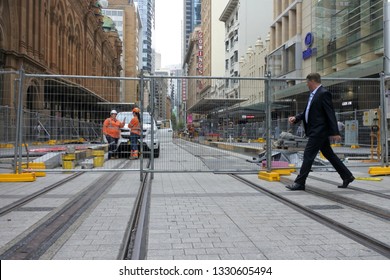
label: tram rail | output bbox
[1,139,389,260]
[0,160,132,260]
[231,174,390,259]
[0,172,84,217]
[119,161,151,260]
[280,177,390,221]
[307,174,390,200]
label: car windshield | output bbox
[116,112,152,124]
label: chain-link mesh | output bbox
[0,72,388,174]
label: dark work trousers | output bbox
[106,135,119,158]
[294,136,353,186]
[130,133,140,151]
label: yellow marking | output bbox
[355,177,383,181]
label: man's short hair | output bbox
[306,73,321,83]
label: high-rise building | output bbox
[268,0,386,125]
[201,0,229,83]
[135,0,155,73]
[183,26,202,112]
[182,0,201,62]
[219,0,272,98]
[102,0,142,103]
[154,70,170,120]
[269,0,385,82]
[315,0,383,77]
[268,0,305,79]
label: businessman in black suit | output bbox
[286,73,354,191]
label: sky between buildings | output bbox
[154,0,183,68]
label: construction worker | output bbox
[103,110,125,159]
[128,107,141,159]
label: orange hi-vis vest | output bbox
[103,117,124,138]
[128,117,141,135]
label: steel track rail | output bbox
[281,177,390,221]
[307,174,390,199]
[0,161,130,260]
[231,174,390,259]
[119,160,151,260]
[0,172,84,217]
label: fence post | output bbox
[14,67,25,174]
[384,0,390,76]
[380,73,389,166]
[381,0,389,166]
[265,71,272,172]
[150,76,155,180]
[139,71,145,182]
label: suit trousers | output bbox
[295,136,352,186]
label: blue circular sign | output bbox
[305,32,313,47]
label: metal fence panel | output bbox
[0,72,388,175]
[0,71,19,172]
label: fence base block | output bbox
[258,171,280,182]
[22,162,46,177]
[273,168,295,176]
[0,173,36,182]
[0,143,14,148]
[368,166,390,176]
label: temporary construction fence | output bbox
[0,69,389,178]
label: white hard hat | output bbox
[110,110,118,114]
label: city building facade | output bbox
[168,68,184,122]
[200,0,229,81]
[315,0,383,78]
[268,0,385,117]
[183,26,202,113]
[102,0,142,104]
[154,70,170,120]
[182,0,201,62]
[135,0,155,73]
[220,0,273,98]
[0,0,122,112]
[268,0,306,79]
[239,37,270,106]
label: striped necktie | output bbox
[305,92,315,122]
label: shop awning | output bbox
[187,97,248,114]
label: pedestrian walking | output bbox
[286,73,354,190]
[103,110,126,159]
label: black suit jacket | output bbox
[294,86,339,138]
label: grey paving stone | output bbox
[192,242,214,249]
[147,249,184,256]
[219,254,245,260]
[172,243,193,249]
[184,248,207,255]
[197,254,220,260]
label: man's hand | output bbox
[329,135,341,142]
[288,116,296,124]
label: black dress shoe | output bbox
[285,183,305,191]
[338,176,355,188]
